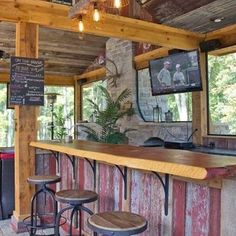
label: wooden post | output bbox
[74,80,82,124]
[192,52,208,145]
[11,22,39,232]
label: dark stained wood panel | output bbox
[138,0,216,23]
[137,0,236,33]
[163,0,236,33]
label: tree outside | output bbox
[0,84,74,147]
[0,84,14,147]
[208,53,236,135]
[38,86,74,140]
[82,80,107,121]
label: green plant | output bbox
[53,105,73,140]
[80,86,135,144]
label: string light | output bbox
[93,2,100,22]
[114,0,121,8]
[78,15,84,32]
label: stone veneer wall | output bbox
[105,38,192,146]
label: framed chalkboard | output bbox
[10,56,44,106]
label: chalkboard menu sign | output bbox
[10,56,44,106]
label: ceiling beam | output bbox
[210,45,236,56]
[207,25,236,48]
[206,23,236,55]
[74,47,171,81]
[0,0,204,50]
[0,72,74,86]
[75,67,106,82]
[206,24,236,39]
[134,47,170,70]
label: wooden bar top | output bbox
[30,140,236,180]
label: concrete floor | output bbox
[0,219,66,235]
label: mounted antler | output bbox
[95,55,121,87]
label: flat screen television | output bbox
[149,50,202,95]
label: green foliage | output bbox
[80,86,135,144]
[37,86,74,140]
[208,53,236,134]
[82,80,106,121]
[53,105,73,140]
[0,84,14,147]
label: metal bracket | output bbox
[50,151,60,172]
[152,172,169,216]
[115,166,128,200]
[85,159,97,189]
[65,154,76,181]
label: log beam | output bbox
[12,22,38,229]
[0,73,74,86]
[192,53,207,145]
[210,45,236,57]
[74,67,106,82]
[0,0,203,50]
[74,47,170,81]
[206,24,236,55]
[134,47,170,70]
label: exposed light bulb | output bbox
[93,3,100,22]
[78,16,84,32]
[114,0,121,8]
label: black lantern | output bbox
[165,110,173,123]
[153,105,162,122]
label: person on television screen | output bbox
[173,64,185,86]
[157,61,172,87]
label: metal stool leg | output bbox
[55,205,73,236]
[30,188,44,236]
[69,207,77,236]
[44,185,58,230]
[78,208,82,236]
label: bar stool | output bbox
[23,175,61,236]
[55,189,98,236]
[87,211,148,236]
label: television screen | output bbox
[149,50,202,95]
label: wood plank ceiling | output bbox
[0,21,107,77]
[138,0,236,33]
[0,0,236,79]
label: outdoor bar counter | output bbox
[30,140,236,235]
[30,140,236,180]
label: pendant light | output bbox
[114,0,121,8]
[93,2,100,22]
[78,15,84,32]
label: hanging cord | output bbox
[186,92,190,141]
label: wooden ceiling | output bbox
[0,0,236,81]
[137,0,236,33]
[0,21,107,77]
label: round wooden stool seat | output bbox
[55,189,98,205]
[27,175,61,185]
[55,190,98,236]
[24,175,61,235]
[87,211,147,236]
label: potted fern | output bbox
[80,86,135,144]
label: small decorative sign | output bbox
[10,56,44,106]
